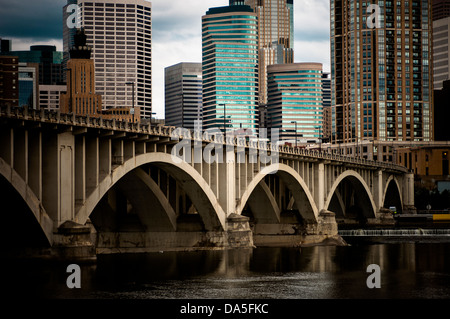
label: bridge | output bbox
[0,106,414,260]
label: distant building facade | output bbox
[68,0,152,119]
[60,29,102,117]
[267,63,323,142]
[331,0,434,144]
[0,56,19,107]
[165,63,202,130]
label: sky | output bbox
[0,0,331,119]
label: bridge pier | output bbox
[251,210,344,247]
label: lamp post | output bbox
[291,121,297,148]
[126,81,135,123]
[220,104,226,134]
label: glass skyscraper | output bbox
[267,63,323,142]
[331,0,434,144]
[202,5,259,134]
[242,0,294,105]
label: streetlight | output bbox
[291,121,297,148]
[220,104,226,134]
[126,81,135,123]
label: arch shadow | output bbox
[324,170,377,220]
[382,176,403,213]
[236,164,319,223]
[0,157,53,245]
[75,153,226,231]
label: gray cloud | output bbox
[0,0,66,40]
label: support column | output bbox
[314,162,325,212]
[218,147,236,216]
[373,170,383,213]
[28,131,42,201]
[403,172,415,212]
[58,132,75,225]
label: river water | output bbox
[4,242,450,300]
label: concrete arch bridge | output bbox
[0,107,413,259]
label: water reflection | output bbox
[3,243,450,299]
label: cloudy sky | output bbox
[0,0,330,119]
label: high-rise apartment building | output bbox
[165,63,202,130]
[267,63,323,142]
[241,0,294,105]
[322,73,332,142]
[202,5,259,133]
[64,0,152,119]
[331,0,434,144]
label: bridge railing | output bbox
[0,106,407,173]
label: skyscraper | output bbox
[433,16,450,90]
[64,0,152,119]
[60,29,102,117]
[267,63,323,142]
[331,0,434,145]
[202,5,259,133]
[165,62,202,130]
[242,0,294,105]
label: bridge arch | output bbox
[324,170,377,220]
[75,153,227,231]
[236,163,319,223]
[0,158,53,245]
[382,175,403,213]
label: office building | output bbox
[1,45,64,86]
[240,0,294,105]
[331,0,434,145]
[18,63,39,109]
[433,17,450,89]
[0,56,19,107]
[396,143,450,190]
[165,62,202,130]
[60,29,102,117]
[267,63,323,142]
[39,85,67,111]
[66,0,152,119]
[202,5,259,133]
[63,0,79,80]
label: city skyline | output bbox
[0,0,331,120]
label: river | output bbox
[4,242,450,300]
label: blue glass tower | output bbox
[202,5,259,134]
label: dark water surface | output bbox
[4,243,450,300]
